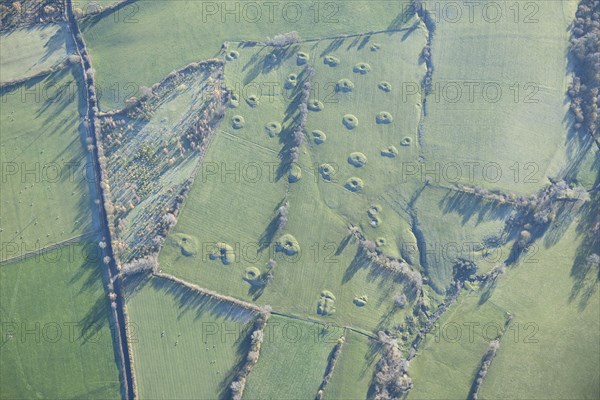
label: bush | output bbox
[265,31,301,46]
[394,293,407,308]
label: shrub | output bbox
[67,54,81,65]
[401,136,412,146]
[265,31,301,46]
[374,331,413,398]
[121,254,159,276]
[394,293,407,308]
[276,202,289,230]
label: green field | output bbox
[413,185,513,292]
[407,290,508,399]
[419,0,580,196]
[81,0,416,109]
[0,242,121,399]
[325,331,381,400]
[243,315,337,399]
[478,221,599,399]
[407,217,599,399]
[0,66,94,261]
[124,275,256,400]
[0,23,69,84]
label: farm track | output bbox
[0,230,99,266]
[64,1,134,398]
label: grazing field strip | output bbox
[0,241,121,399]
[271,311,378,341]
[124,274,258,400]
[0,23,70,84]
[0,230,99,266]
[242,315,341,399]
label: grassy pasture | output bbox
[0,241,121,399]
[419,0,579,196]
[0,24,69,84]
[0,67,93,261]
[124,275,256,400]
[159,43,420,334]
[413,185,514,292]
[80,0,416,109]
[301,29,427,260]
[478,221,599,399]
[242,315,338,399]
[324,330,381,400]
[407,290,508,400]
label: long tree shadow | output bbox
[258,197,287,252]
[217,316,254,400]
[342,245,370,283]
[569,182,600,310]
